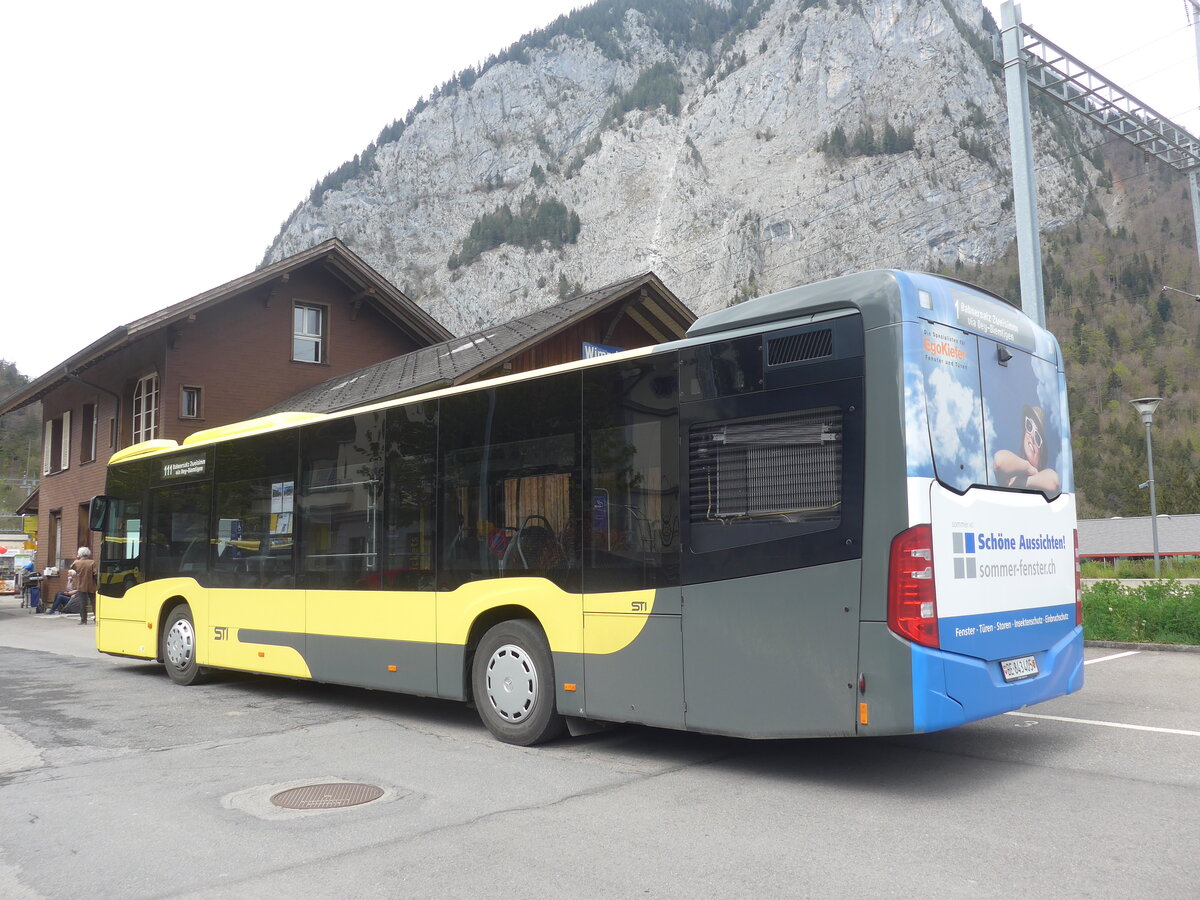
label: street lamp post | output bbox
[1130,397,1162,578]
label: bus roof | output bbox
[687,270,1017,338]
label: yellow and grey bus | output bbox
[91,270,1083,745]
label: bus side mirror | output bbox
[88,496,123,532]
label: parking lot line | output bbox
[1003,711,1200,737]
[1084,650,1141,665]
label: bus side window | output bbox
[439,373,581,592]
[383,402,437,591]
[299,412,385,591]
[211,431,298,589]
[145,482,211,581]
[583,353,680,592]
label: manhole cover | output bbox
[269,783,384,810]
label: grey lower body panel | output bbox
[583,613,685,729]
[681,561,862,738]
[242,629,439,697]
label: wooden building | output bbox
[0,239,451,598]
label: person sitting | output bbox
[46,572,77,615]
[48,588,77,615]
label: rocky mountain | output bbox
[263,0,1097,332]
[262,0,1200,516]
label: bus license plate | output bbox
[1000,655,1039,682]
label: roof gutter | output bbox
[0,326,129,416]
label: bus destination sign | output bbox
[162,455,207,480]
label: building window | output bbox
[133,373,159,444]
[60,410,71,471]
[51,510,62,570]
[180,386,203,419]
[293,303,326,363]
[43,412,71,474]
[81,403,97,463]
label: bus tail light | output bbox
[1073,529,1083,626]
[888,524,939,648]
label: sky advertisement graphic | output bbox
[899,278,1073,497]
[898,275,1077,662]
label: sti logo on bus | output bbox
[951,532,977,579]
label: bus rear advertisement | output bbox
[91,270,1082,744]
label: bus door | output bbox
[207,432,307,678]
[143,479,213,638]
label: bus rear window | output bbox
[905,321,988,492]
[903,315,1071,498]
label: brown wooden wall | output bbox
[502,314,664,376]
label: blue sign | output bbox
[592,491,609,530]
[582,342,623,359]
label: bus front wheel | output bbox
[162,605,209,686]
[471,619,565,746]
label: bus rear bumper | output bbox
[911,625,1084,733]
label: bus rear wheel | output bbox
[162,604,208,686]
[472,619,565,746]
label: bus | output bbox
[89,270,1083,745]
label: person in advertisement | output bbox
[70,546,99,625]
[993,403,1060,494]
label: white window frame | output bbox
[43,420,52,475]
[52,511,62,569]
[133,373,159,444]
[43,414,71,474]
[60,409,71,471]
[292,302,326,364]
[180,385,202,419]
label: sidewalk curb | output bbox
[1085,640,1200,654]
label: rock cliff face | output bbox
[264,0,1096,332]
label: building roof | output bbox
[1077,514,1200,558]
[14,487,37,517]
[267,271,694,415]
[0,239,452,417]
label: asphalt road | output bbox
[1,596,1196,898]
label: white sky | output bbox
[2,0,1197,381]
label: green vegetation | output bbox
[449,194,582,270]
[602,62,684,127]
[1082,558,1200,579]
[818,119,916,158]
[0,361,40,514]
[1082,580,1200,645]
[957,139,1200,518]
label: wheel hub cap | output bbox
[165,618,195,670]
[485,643,537,721]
